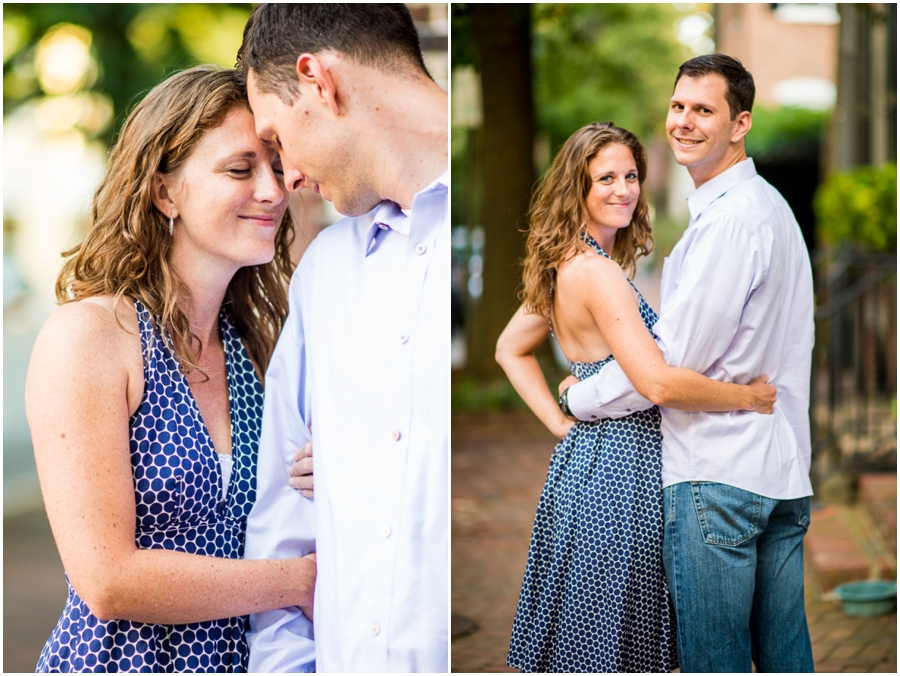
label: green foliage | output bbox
[3,3,252,145]
[532,3,690,160]
[452,377,528,412]
[745,105,828,159]
[814,163,897,251]
[452,351,571,412]
[449,4,478,70]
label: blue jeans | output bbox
[662,481,814,673]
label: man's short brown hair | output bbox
[237,3,430,105]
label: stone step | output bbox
[805,503,896,595]
[857,473,897,556]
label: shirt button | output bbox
[378,223,389,230]
[415,243,427,255]
[400,333,409,344]
[381,526,392,538]
[626,408,632,412]
[391,430,401,441]
[369,623,380,636]
[590,415,597,420]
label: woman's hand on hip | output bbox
[558,375,579,396]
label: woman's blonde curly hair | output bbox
[56,66,295,377]
[520,122,653,315]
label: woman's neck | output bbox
[170,262,234,350]
[586,225,616,255]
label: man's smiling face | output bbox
[666,73,747,185]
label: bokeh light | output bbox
[3,14,33,63]
[35,23,97,95]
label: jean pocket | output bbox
[690,482,762,546]
[798,496,811,530]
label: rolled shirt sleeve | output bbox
[567,211,764,422]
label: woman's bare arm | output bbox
[574,256,775,413]
[496,306,575,439]
[27,301,314,624]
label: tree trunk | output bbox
[466,3,535,380]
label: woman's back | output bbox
[551,237,647,366]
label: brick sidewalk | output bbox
[451,410,897,673]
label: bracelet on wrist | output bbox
[558,387,573,418]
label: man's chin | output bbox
[669,146,700,168]
[331,193,382,218]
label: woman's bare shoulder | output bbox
[35,296,140,364]
[557,246,627,289]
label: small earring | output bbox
[169,216,174,237]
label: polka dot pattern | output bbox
[508,237,677,673]
[37,299,262,673]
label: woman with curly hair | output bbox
[497,122,775,672]
[27,66,314,673]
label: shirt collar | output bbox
[687,157,757,222]
[425,169,450,192]
[364,200,408,255]
[362,169,448,256]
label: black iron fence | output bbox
[811,249,897,492]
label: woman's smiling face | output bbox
[163,106,288,274]
[584,142,640,237]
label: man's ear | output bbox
[731,110,752,144]
[151,173,176,219]
[295,52,341,116]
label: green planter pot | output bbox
[833,581,897,617]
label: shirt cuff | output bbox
[567,377,605,421]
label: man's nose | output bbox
[283,164,305,193]
[676,109,694,128]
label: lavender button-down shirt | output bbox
[245,172,449,672]
[568,159,814,500]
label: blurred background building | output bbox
[2,4,447,670]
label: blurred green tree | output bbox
[745,105,828,159]
[3,3,252,145]
[815,163,897,251]
[452,3,535,380]
[532,3,688,161]
[451,3,693,382]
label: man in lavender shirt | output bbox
[237,4,448,672]
[561,55,815,672]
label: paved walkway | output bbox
[451,411,897,673]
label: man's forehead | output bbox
[672,74,727,102]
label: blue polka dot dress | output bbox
[507,236,677,673]
[37,299,262,673]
